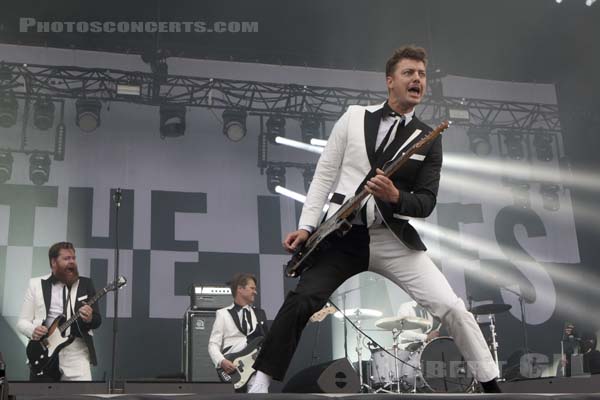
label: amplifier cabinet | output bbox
[182,309,221,382]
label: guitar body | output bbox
[26,315,73,379]
[285,211,354,278]
[216,337,263,390]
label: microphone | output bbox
[113,188,122,208]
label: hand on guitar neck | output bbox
[364,168,400,204]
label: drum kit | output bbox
[326,302,512,393]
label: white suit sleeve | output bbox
[16,279,38,339]
[208,311,226,368]
[298,108,351,228]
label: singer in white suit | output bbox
[252,46,501,393]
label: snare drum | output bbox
[370,347,408,387]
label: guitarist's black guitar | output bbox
[285,121,450,278]
[216,336,263,390]
[26,276,127,379]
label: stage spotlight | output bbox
[302,166,315,192]
[274,136,323,154]
[29,152,51,186]
[54,123,66,161]
[33,97,55,131]
[0,91,18,128]
[428,69,445,99]
[266,165,286,194]
[301,116,322,143]
[540,183,560,211]
[222,108,247,142]
[159,104,186,138]
[266,115,286,143]
[0,151,14,183]
[504,178,530,209]
[502,132,525,160]
[75,99,102,132]
[466,127,492,156]
[585,0,596,6]
[310,138,328,147]
[533,132,554,162]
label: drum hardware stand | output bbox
[488,313,500,372]
[392,327,402,394]
[354,319,372,393]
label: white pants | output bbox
[368,225,499,383]
[59,337,92,381]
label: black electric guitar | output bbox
[285,121,450,278]
[27,276,127,378]
[216,336,263,390]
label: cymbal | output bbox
[375,316,431,331]
[333,308,383,320]
[470,304,512,315]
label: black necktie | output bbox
[374,117,405,161]
[243,309,253,334]
[62,286,67,316]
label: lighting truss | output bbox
[0,61,561,132]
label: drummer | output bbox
[397,300,442,350]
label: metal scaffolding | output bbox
[0,61,561,132]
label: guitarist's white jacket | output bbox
[17,273,101,365]
[299,102,442,250]
[208,303,267,368]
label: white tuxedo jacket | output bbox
[208,303,264,368]
[299,102,443,250]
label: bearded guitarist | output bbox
[208,273,268,392]
[17,242,101,381]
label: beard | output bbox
[55,265,80,286]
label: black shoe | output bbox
[480,379,502,393]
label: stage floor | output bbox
[5,377,600,400]
[6,394,600,400]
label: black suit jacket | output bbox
[41,276,102,365]
[363,108,442,250]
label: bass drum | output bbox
[412,336,474,393]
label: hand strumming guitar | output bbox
[220,358,236,374]
[31,325,48,341]
[283,229,310,253]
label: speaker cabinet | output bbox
[182,310,220,382]
[282,358,359,393]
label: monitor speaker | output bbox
[282,358,359,393]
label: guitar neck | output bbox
[58,286,108,333]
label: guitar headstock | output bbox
[106,275,127,292]
[309,305,336,323]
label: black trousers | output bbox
[253,226,370,381]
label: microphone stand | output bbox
[502,285,529,357]
[109,188,122,393]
